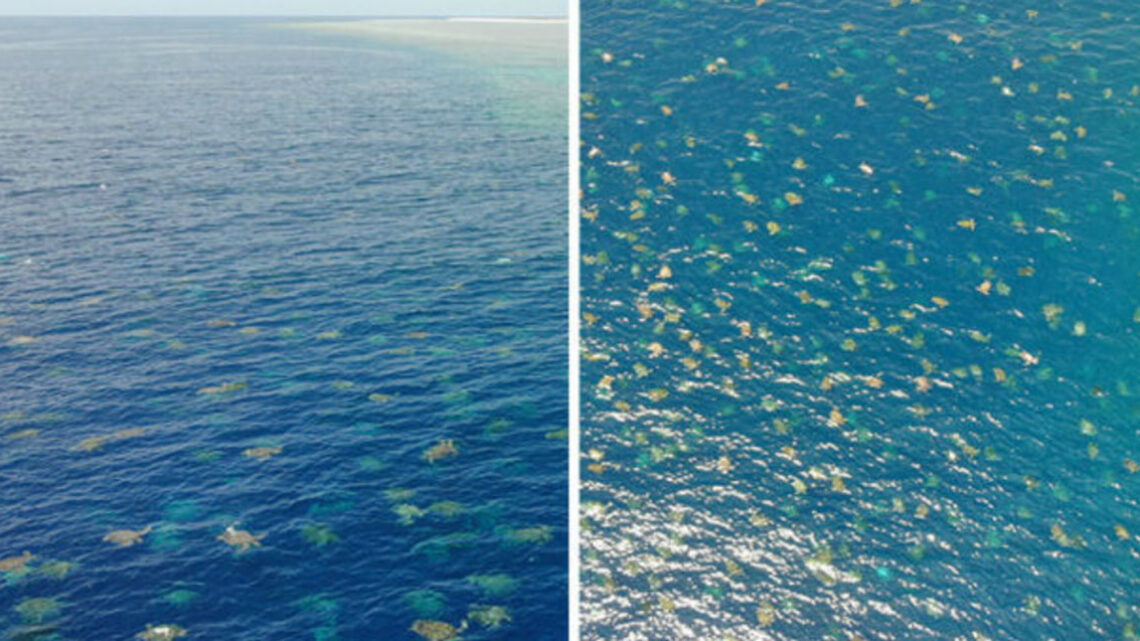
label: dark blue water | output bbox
[581,2,1140,639]
[0,17,566,640]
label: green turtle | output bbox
[410,619,467,641]
[103,526,152,547]
[242,446,283,461]
[423,439,458,463]
[124,329,158,339]
[37,559,77,580]
[300,523,339,547]
[468,604,512,628]
[14,597,62,624]
[217,525,265,552]
[0,551,34,573]
[394,504,426,526]
[198,381,247,395]
[427,501,465,518]
[136,623,188,640]
[504,525,552,544]
[72,435,109,452]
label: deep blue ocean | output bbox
[0,17,566,640]
[581,1,1140,639]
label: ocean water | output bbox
[580,2,1140,639]
[0,17,567,640]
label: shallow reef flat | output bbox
[283,18,568,67]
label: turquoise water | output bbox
[0,18,566,640]
[581,1,1140,639]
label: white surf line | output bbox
[567,0,581,637]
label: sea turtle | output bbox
[103,526,153,547]
[423,439,458,463]
[300,523,339,547]
[504,526,552,545]
[468,604,512,628]
[37,559,77,580]
[73,435,109,452]
[124,329,158,339]
[14,597,62,624]
[198,381,247,395]
[0,551,34,573]
[243,446,283,461]
[136,623,188,640]
[217,525,265,553]
[410,619,467,641]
